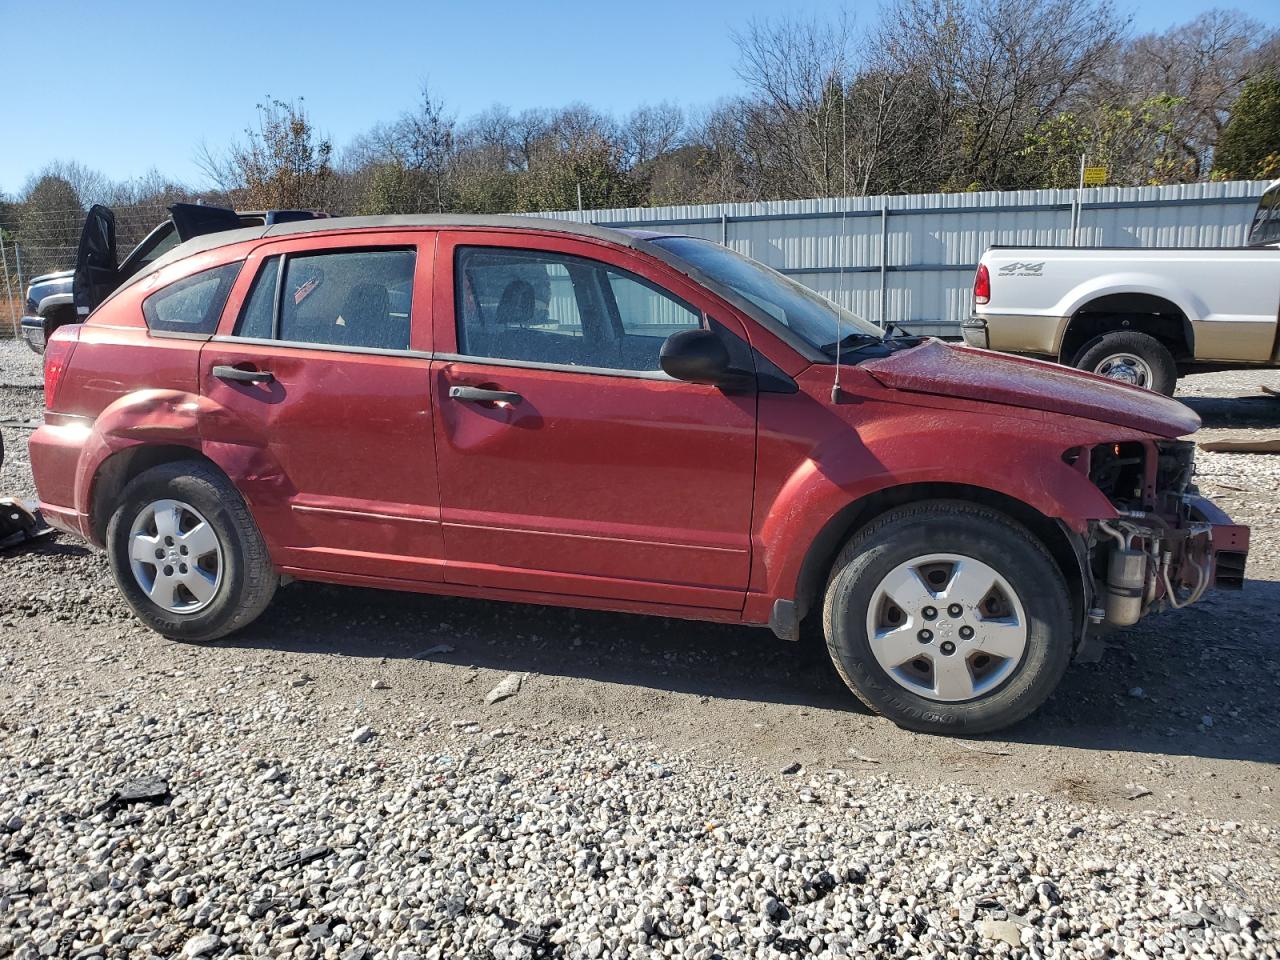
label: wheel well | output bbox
[88,444,220,545]
[792,483,1086,632]
[1060,294,1193,365]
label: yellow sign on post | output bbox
[1082,166,1108,186]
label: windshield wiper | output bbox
[818,331,884,357]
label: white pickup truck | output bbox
[963,179,1280,395]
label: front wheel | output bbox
[823,501,1073,734]
[106,461,277,641]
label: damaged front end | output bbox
[1070,440,1249,631]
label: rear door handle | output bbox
[448,385,522,405]
[213,365,274,384]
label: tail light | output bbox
[43,325,81,411]
[974,263,990,305]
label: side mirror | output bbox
[659,329,754,390]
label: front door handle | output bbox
[448,385,522,405]
[213,365,274,384]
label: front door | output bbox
[429,231,757,610]
[199,234,444,582]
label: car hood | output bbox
[29,269,74,286]
[861,340,1199,438]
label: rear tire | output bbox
[1073,331,1177,396]
[106,461,277,641]
[822,500,1073,735]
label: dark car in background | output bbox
[20,204,327,353]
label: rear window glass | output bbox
[142,262,241,335]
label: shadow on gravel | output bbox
[213,568,1280,766]
[1006,576,1280,765]
[1181,394,1280,429]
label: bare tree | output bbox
[877,0,1127,190]
[620,103,685,168]
[1105,10,1280,179]
[732,11,857,197]
[198,97,334,210]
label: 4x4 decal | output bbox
[998,261,1045,277]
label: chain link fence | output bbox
[2,204,175,336]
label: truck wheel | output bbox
[106,461,277,642]
[1073,331,1177,396]
[822,501,1073,735]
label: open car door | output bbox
[168,203,244,241]
[71,204,119,317]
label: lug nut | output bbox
[922,606,937,621]
[948,603,963,617]
[940,641,957,656]
[917,629,934,644]
[959,625,974,640]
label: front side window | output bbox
[142,262,241,335]
[233,249,415,350]
[455,247,702,371]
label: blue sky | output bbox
[2,0,1278,196]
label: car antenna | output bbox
[832,88,850,405]
[832,207,847,405]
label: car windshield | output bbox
[650,235,883,354]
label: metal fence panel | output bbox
[537,179,1271,336]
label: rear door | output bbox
[199,231,444,582]
[429,230,758,610]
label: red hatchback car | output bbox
[30,211,1249,734]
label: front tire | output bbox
[107,461,277,641]
[1073,331,1177,396]
[822,501,1073,735]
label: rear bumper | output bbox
[961,316,989,349]
[29,418,95,543]
[20,316,46,354]
[970,312,1068,357]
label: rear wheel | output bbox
[822,501,1073,734]
[107,461,277,641]
[1073,331,1177,396]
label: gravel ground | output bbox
[1,338,1278,960]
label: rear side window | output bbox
[142,262,241,335]
[232,249,415,351]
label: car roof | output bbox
[115,214,676,306]
[156,214,649,271]
[115,213,828,364]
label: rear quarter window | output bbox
[142,262,242,335]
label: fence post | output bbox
[14,243,24,303]
[720,212,728,246]
[879,201,889,329]
[0,239,16,338]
